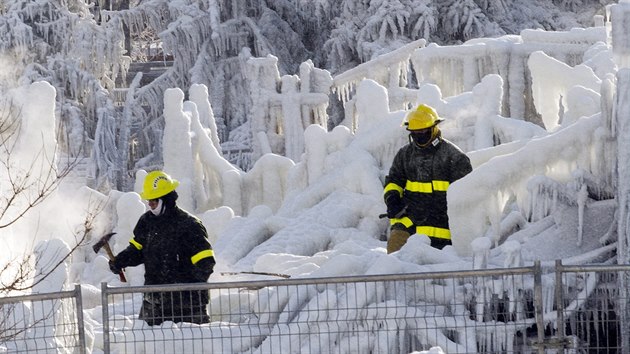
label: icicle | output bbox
[576,183,587,246]
[472,237,491,269]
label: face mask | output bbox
[150,199,164,216]
[411,128,433,146]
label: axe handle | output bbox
[103,243,127,283]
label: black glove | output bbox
[192,257,215,282]
[386,195,406,219]
[109,259,122,274]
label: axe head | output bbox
[93,232,117,253]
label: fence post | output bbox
[554,259,566,344]
[533,260,546,354]
[102,282,110,354]
[74,284,87,354]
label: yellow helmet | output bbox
[404,104,444,130]
[140,171,179,200]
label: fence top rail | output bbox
[102,265,538,295]
[556,262,630,273]
[0,285,80,304]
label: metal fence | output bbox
[552,261,630,353]
[0,285,86,353]
[1,263,629,353]
[99,262,630,353]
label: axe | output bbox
[93,232,127,282]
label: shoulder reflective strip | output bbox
[191,249,214,265]
[129,238,143,250]
[432,180,450,191]
[416,226,451,239]
[390,217,414,228]
[384,183,404,197]
[405,180,433,193]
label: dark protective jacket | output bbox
[114,205,215,325]
[384,137,472,241]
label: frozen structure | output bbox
[73,2,627,350]
[246,56,332,163]
[612,0,630,266]
[1,0,617,191]
[2,1,630,352]
[332,39,427,128]
[109,3,630,270]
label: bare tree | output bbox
[0,207,99,344]
[0,98,98,294]
[0,99,107,346]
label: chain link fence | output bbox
[551,262,630,353]
[0,285,86,353]
[0,263,628,353]
[99,262,630,353]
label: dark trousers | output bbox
[139,291,210,326]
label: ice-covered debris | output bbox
[529,51,601,131]
[396,235,462,266]
[472,237,492,269]
[611,1,630,68]
[33,239,71,293]
[114,192,145,253]
[412,346,446,354]
[521,27,606,45]
[501,240,523,268]
[200,206,235,246]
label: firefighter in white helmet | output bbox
[384,104,472,253]
[109,170,215,325]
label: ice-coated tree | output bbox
[408,1,438,42]
[0,0,617,193]
[439,0,502,41]
[557,0,585,12]
[0,90,98,302]
[102,0,319,171]
[473,0,512,29]
[0,0,127,190]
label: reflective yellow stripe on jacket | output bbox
[384,182,404,197]
[191,249,214,265]
[390,217,451,240]
[405,180,450,193]
[130,238,143,250]
[385,180,449,196]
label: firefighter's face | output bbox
[148,198,160,210]
[410,127,433,145]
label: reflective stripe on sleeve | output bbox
[390,216,414,228]
[384,183,404,197]
[191,249,214,265]
[432,180,450,192]
[129,238,143,250]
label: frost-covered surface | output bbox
[0,0,619,189]
[1,1,630,353]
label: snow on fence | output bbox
[0,285,86,353]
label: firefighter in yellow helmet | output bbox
[384,104,472,253]
[109,170,215,325]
